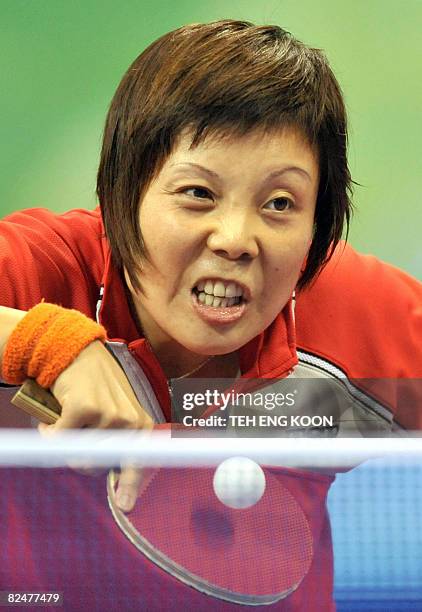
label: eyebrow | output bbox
[169,162,312,183]
[265,167,312,183]
[169,162,220,180]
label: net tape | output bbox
[1,430,422,467]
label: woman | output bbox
[0,20,421,611]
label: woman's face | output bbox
[129,127,319,358]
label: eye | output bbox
[183,186,213,200]
[264,197,294,212]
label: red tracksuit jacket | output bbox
[0,207,421,611]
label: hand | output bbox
[38,340,155,511]
[41,340,154,430]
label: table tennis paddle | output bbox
[10,379,314,606]
[11,379,62,424]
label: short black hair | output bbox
[97,19,353,291]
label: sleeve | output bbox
[296,242,422,429]
[0,207,104,317]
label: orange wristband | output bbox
[2,303,107,388]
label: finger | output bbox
[65,461,107,477]
[49,406,100,431]
[115,466,143,512]
[115,465,158,512]
[37,422,57,436]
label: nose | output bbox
[206,209,259,261]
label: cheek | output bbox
[140,208,198,267]
[270,235,311,277]
[140,223,183,276]
[261,238,311,306]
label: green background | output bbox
[1,0,421,279]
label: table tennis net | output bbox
[0,432,421,611]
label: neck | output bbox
[151,341,214,379]
[160,349,239,380]
[142,324,239,380]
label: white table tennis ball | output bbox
[213,457,266,509]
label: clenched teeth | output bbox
[196,280,243,298]
[197,293,239,307]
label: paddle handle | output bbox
[11,379,61,424]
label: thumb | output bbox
[115,465,158,513]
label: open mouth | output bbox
[192,279,246,308]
